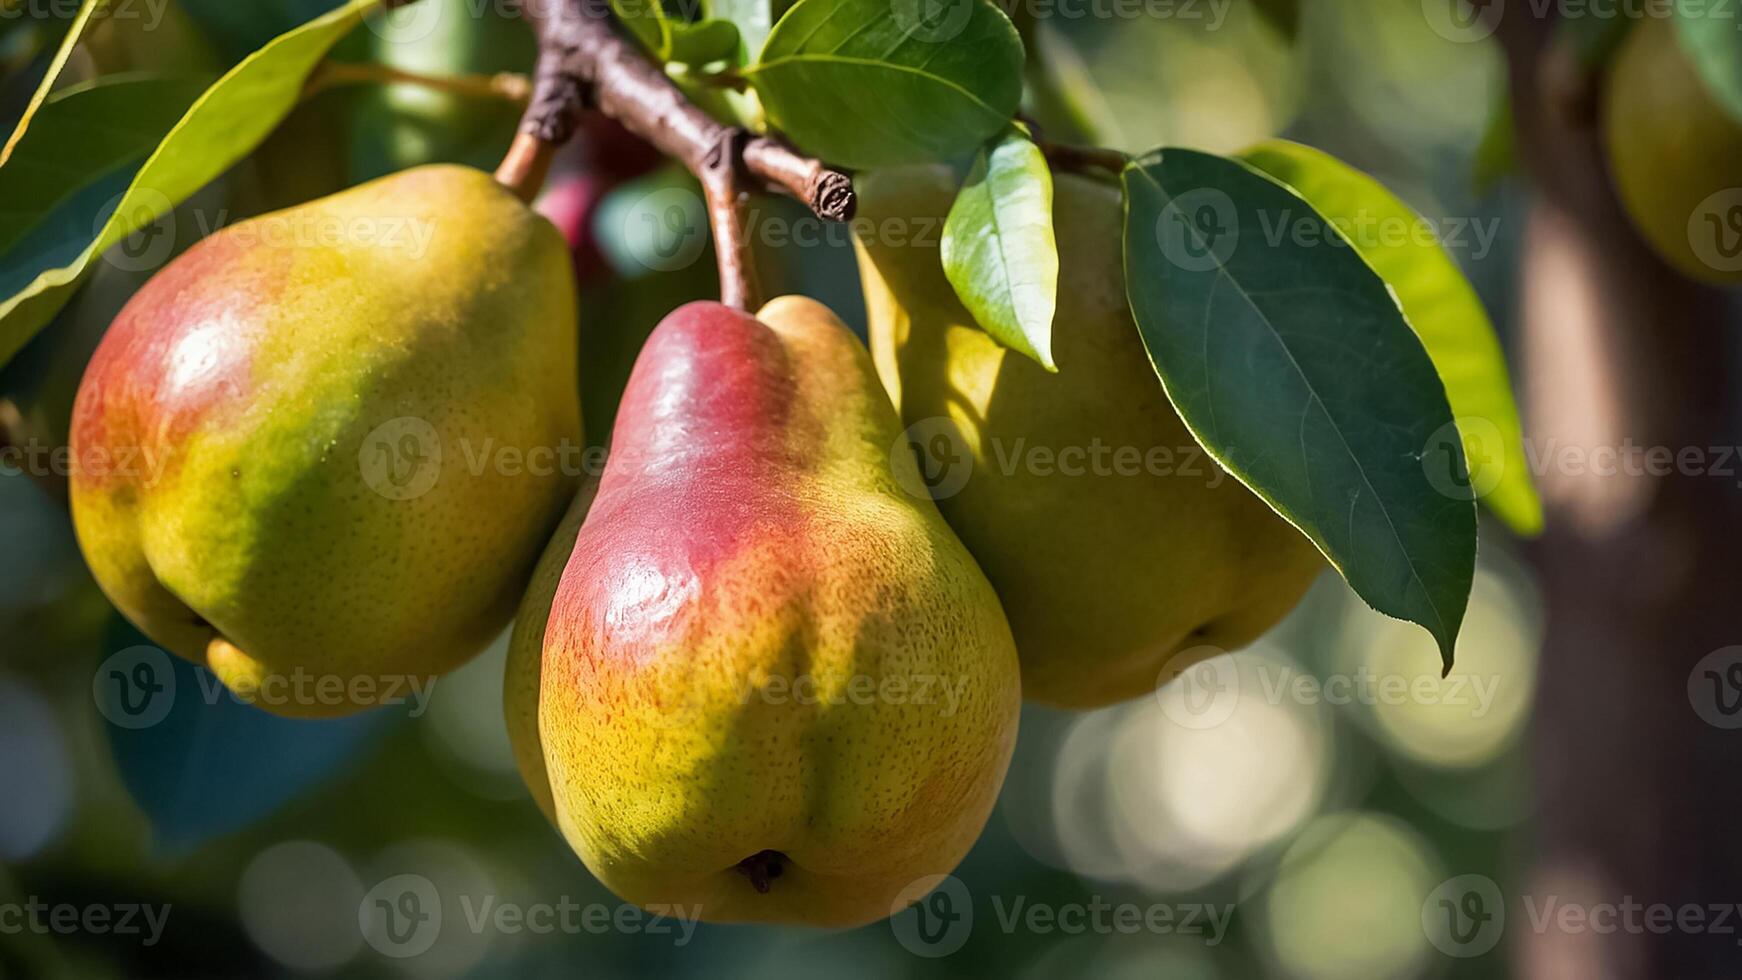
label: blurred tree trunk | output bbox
[1499,12,1742,980]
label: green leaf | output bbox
[1122,148,1475,669]
[0,74,215,262]
[1673,1,1742,125]
[1241,139,1542,537]
[1,0,102,166]
[1250,0,1299,40]
[709,0,793,62]
[941,129,1057,370]
[0,0,389,371]
[611,0,673,59]
[665,18,741,67]
[745,0,1024,168]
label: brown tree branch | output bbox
[496,0,853,309]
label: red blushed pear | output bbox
[505,296,1020,928]
[70,164,582,717]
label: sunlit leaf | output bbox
[1242,138,1542,536]
[941,128,1057,370]
[0,0,390,371]
[745,0,1023,167]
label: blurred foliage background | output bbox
[2,1,1553,977]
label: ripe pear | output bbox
[505,296,1020,928]
[70,164,582,717]
[854,166,1323,709]
[1603,16,1742,284]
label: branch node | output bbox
[503,0,853,224]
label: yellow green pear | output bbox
[854,166,1323,709]
[1603,15,1742,284]
[505,295,1020,928]
[70,165,582,717]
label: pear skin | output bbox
[854,166,1323,708]
[1602,15,1742,284]
[70,164,582,717]
[506,296,1019,928]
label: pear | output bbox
[70,164,582,717]
[1602,15,1742,284]
[505,296,1020,928]
[854,166,1323,709]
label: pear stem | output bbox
[498,0,854,301]
[494,131,556,204]
[303,62,532,104]
[700,129,761,311]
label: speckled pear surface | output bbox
[855,166,1322,708]
[505,296,1020,928]
[70,165,582,717]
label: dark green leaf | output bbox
[0,0,390,371]
[178,0,346,61]
[1242,138,1541,537]
[0,74,215,262]
[1,0,101,166]
[941,129,1057,370]
[745,0,1024,168]
[1122,148,1475,668]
